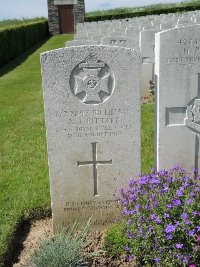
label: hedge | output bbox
[85,4,200,22]
[0,20,48,67]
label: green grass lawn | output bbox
[0,34,73,266]
[0,34,153,266]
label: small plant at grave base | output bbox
[29,219,91,267]
[149,80,155,97]
[115,165,200,267]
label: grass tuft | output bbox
[29,220,91,267]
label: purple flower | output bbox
[164,213,170,219]
[135,204,140,210]
[150,178,160,185]
[125,244,130,252]
[173,199,181,206]
[122,200,127,205]
[129,195,136,202]
[127,231,134,239]
[127,255,134,262]
[186,198,193,205]
[148,225,153,233]
[154,257,161,262]
[192,211,197,216]
[197,226,200,232]
[197,235,200,242]
[185,219,191,225]
[163,185,169,193]
[181,212,188,220]
[158,170,168,176]
[126,219,132,225]
[166,234,173,240]
[139,176,148,185]
[189,263,196,267]
[150,214,161,224]
[167,203,173,209]
[176,189,183,197]
[176,243,183,249]
[184,175,189,181]
[188,230,195,237]
[165,224,176,233]
[183,181,189,187]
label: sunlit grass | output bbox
[0,34,73,267]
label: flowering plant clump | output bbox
[117,165,200,266]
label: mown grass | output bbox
[141,103,154,174]
[0,34,154,266]
[86,0,199,17]
[0,34,73,267]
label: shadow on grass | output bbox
[0,37,50,78]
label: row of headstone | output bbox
[65,10,200,97]
[41,21,200,229]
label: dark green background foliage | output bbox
[0,20,48,67]
[85,3,200,22]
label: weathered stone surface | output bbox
[41,45,141,228]
[65,40,98,46]
[155,25,200,171]
[140,29,160,61]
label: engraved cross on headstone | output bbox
[165,73,200,169]
[77,142,112,196]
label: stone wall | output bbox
[48,0,60,35]
[74,0,85,27]
[48,0,85,35]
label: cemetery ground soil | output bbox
[12,218,133,267]
[0,34,154,267]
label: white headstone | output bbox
[91,34,107,43]
[155,25,200,171]
[102,36,138,49]
[65,40,99,47]
[140,29,160,61]
[41,45,141,228]
[74,34,89,40]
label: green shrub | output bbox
[111,165,200,266]
[0,20,48,67]
[85,4,200,22]
[105,223,128,257]
[0,17,46,27]
[29,220,91,267]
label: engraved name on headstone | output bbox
[41,45,141,228]
[155,25,200,171]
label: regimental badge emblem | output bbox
[70,54,115,105]
[185,98,200,133]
